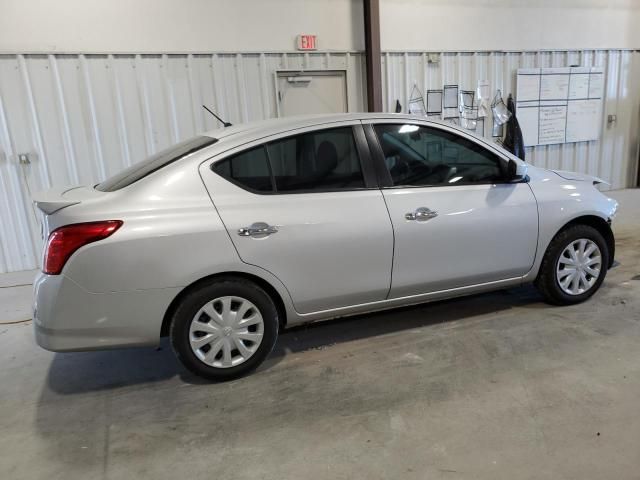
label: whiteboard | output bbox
[516,67,604,146]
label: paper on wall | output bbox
[477,80,490,117]
[459,90,474,113]
[407,84,426,115]
[408,98,426,115]
[491,90,511,125]
[426,90,443,115]
[442,85,459,119]
[461,106,477,130]
[443,85,458,109]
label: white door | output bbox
[368,121,539,298]
[200,123,393,314]
[277,71,347,117]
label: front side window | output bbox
[212,126,365,193]
[373,124,506,187]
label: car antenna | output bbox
[202,105,232,127]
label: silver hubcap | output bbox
[556,238,602,296]
[189,296,264,368]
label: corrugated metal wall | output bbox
[0,52,366,273]
[382,49,640,191]
[0,49,638,273]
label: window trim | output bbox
[363,122,393,188]
[364,122,528,189]
[210,124,378,195]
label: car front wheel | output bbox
[170,278,279,381]
[535,224,609,305]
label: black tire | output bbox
[535,224,609,305]
[170,277,279,381]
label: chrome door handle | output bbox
[405,207,438,222]
[238,222,278,237]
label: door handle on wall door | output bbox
[405,207,438,222]
[238,222,278,237]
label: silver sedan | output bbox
[32,113,618,380]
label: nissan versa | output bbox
[32,114,618,380]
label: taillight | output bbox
[43,220,123,275]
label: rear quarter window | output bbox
[212,146,273,192]
[96,136,217,192]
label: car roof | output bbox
[203,113,460,141]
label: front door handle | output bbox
[238,222,278,237]
[405,207,438,222]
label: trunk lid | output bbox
[32,186,103,215]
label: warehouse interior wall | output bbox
[0,0,365,53]
[380,0,640,51]
[2,1,640,54]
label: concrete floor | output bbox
[1,189,639,480]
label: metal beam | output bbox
[363,0,382,112]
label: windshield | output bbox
[96,136,217,192]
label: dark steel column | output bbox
[363,0,382,112]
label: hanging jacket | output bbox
[503,94,525,161]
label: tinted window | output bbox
[267,127,365,192]
[211,127,365,193]
[96,136,217,192]
[213,146,273,192]
[374,124,505,186]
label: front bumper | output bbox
[33,272,181,352]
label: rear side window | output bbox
[96,136,217,192]
[268,127,364,192]
[211,127,365,193]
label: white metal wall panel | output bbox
[381,49,640,193]
[0,52,366,273]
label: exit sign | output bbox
[296,34,317,51]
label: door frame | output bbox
[360,118,538,297]
[274,70,349,118]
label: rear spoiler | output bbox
[32,187,83,215]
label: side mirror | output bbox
[507,159,527,181]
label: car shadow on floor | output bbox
[44,285,543,395]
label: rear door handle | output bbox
[238,222,278,237]
[405,207,438,222]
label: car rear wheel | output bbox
[170,278,279,380]
[535,224,609,305]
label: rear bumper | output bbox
[33,272,181,352]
